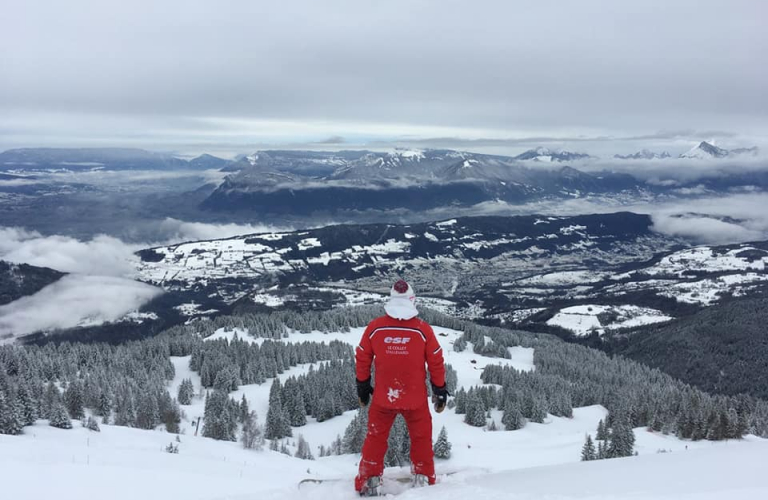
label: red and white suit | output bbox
[354,314,446,491]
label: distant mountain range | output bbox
[614,150,672,160]
[1,143,760,174]
[679,141,759,159]
[202,145,767,215]
[2,145,765,217]
[0,148,230,171]
[202,149,644,214]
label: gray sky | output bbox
[1,0,766,156]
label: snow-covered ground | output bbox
[3,409,764,500]
[546,304,673,336]
[3,324,766,499]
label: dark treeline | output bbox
[190,333,353,389]
[0,333,197,435]
[605,297,768,400]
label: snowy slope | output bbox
[547,304,673,336]
[3,322,766,499]
[2,411,765,500]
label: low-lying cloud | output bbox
[0,227,140,276]
[418,191,768,245]
[0,275,162,339]
[0,219,291,338]
[152,218,291,243]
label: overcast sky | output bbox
[1,0,766,156]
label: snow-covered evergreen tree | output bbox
[384,415,410,467]
[464,389,486,427]
[64,381,85,420]
[581,434,597,461]
[433,426,452,459]
[342,407,369,454]
[606,421,635,458]
[202,390,237,441]
[85,416,101,432]
[241,410,264,450]
[177,378,195,406]
[49,401,72,429]
[502,400,525,431]
[15,383,38,426]
[265,379,292,440]
[0,389,23,435]
[295,434,314,460]
[596,419,608,441]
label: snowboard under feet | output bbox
[298,470,465,496]
[360,476,381,497]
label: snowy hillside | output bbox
[3,322,766,500]
[5,411,765,500]
[134,212,679,316]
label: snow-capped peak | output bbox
[680,142,729,159]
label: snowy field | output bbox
[2,324,766,499]
[546,304,673,336]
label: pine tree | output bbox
[265,379,292,440]
[239,394,250,424]
[454,387,468,414]
[581,434,597,461]
[295,434,314,460]
[135,392,160,430]
[384,415,410,467]
[283,379,307,427]
[203,390,237,441]
[177,379,195,406]
[606,422,635,458]
[331,435,343,455]
[342,407,369,454]
[0,390,23,435]
[528,395,547,424]
[433,426,452,459]
[42,382,61,419]
[464,390,486,427]
[279,440,291,456]
[16,383,38,426]
[502,400,525,431]
[596,440,606,460]
[596,419,608,441]
[49,401,73,429]
[64,381,85,420]
[97,392,112,419]
[85,416,101,432]
[241,411,264,450]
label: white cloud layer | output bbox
[0,219,294,338]
[0,227,140,276]
[0,275,162,339]
[153,218,291,243]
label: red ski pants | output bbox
[355,402,435,491]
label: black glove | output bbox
[431,384,449,413]
[357,378,374,406]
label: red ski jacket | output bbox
[355,315,446,410]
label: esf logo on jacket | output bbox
[383,337,412,344]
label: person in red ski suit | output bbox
[354,280,449,493]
